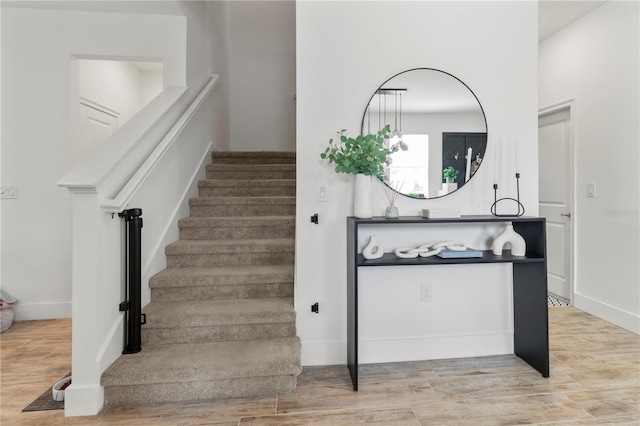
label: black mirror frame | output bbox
[360,67,488,200]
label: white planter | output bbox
[353,174,373,219]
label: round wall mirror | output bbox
[361,68,487,199]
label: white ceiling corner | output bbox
[538,0,608,42]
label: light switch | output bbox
[586,183,596,198]
[316,183,328,202]
[0,186,18,199]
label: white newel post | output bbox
[63,190,124,416]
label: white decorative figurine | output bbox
[362,235,384,259]
[492,224,526,256]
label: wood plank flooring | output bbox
[1,307,638,425]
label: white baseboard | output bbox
[358,333,513,364]
[573,293,640,334]
[301,340,346,366]
[13,302,71,320]
[301,332,514,366]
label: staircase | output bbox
[101,151,300,406]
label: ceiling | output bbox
[539,0,608,41]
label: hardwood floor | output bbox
[1,307,638,425]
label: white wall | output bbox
[229,1,295,151]
[79,59,163,127]
[539,1,640,333]
[139,67,164,107]
[206,0,232,152]
[1,7,186,320]
[296,1,539,366]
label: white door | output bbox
[80,101,119,155]
[538,107,572,301]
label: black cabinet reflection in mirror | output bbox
[361,68,487,199]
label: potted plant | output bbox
[320,125,407,218]
[443,166,460,183]
[320,125,406,179]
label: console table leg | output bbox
[347,220,359,390]
[513,262,550,377]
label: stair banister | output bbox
[57,75,220,417]
[101,75,219,214]
[58,86,188,195]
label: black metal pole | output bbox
[119,208,143,354]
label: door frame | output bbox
[538,99,576,304]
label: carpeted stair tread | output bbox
[198,179,295,188]
[143,297,295,328]
[189,197,296,217]
[166,238,294,255]
[101,337,301,386]
[178,218,294,241]
[205,164,295,171]
[190,196,295,206]
[178,216,295,228]
[198,181,295,197]
[150,265,293,288]
[212,151,295,159]
[211,151,296,165]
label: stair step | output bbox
[142,298,296,345]
[190,196,295,217]
[149,265,294,301]
[166,239,293,267]
[102,337,301,405]
[144,297,295,327]
[206,164,296,180]
[178,217,295,240]
[211,151,295,165]
[198,179,295,197]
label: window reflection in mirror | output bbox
[362,68,487,199]
[386,134,429,198]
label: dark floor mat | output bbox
[22,373,70,412]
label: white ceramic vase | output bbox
[492,224,526,256]
[362,235,384,259]
[353,173,373,219]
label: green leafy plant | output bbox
[443,166,460,181]
[320,125,407,180]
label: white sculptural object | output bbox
[492,224,526,256]
[362,235,384,259]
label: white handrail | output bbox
[101,75,219,213]
[58,87,187,193]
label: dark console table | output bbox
[347,215,549,391]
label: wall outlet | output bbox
[421,283,433,302]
